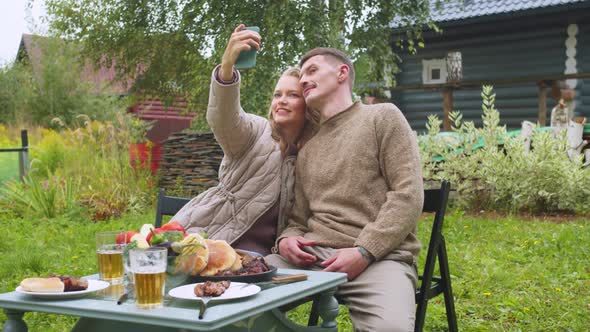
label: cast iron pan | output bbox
[188,265,278,283]
[188,249,277,283]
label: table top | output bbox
[0,269,346,331]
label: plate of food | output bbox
[168,281,261,301]
[16,275,110,300]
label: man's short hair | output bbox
[299,47,355,92]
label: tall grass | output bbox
[0,118,155,221]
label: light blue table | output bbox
[0,269,346,332]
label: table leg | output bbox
[316,287,339,328]
[2,310,27,332]
[221,288,340,332]
[222,309,339,332]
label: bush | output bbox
[420,85,590,214]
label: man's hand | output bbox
[278,236,317,267]
[321,247,370,281]
[219,24,261,80]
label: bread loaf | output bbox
[20,277,65,293]
[199,239,238,276]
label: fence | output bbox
[0,130,30,182]
[393,72,590,130]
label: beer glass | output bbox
[96,231,125,284]
[129,247,167,309]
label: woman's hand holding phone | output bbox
[220,24,261,80]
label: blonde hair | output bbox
[268,67,320,156]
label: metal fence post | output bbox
[18,129,29,181]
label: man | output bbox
[266,48,424,332]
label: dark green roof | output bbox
[431,0,590,23]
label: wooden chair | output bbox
[154,188,191,227]
[306,180,457,332]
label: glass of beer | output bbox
[129,247,167,309]
[96,231,125,284]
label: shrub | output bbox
[30,129,67,178]
[421,85,590,214]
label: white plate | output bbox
[15,279,111,300]
[168,282,260,301]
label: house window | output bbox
[422,59,447,84]
[431,68,441,80]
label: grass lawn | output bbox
[0,153,19,184]
[1,211,588,331]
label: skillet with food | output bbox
[189,258,277,283]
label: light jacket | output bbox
[172,67,296,245]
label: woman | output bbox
[172,25,319,255]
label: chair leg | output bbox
[438,239,458,332]
[415,249,437,332]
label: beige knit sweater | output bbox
[278,101,423,263]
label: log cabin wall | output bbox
[391,4,590,132]
[579,23,590,117]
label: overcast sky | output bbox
[0,0,48,66]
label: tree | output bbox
[0,36,125,126]
[44,0,441,128]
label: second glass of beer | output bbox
[96,231,125,284]
[129,247,167,309]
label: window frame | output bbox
[422,58,448,84]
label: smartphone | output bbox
[235,26,260,70]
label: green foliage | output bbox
[0,175,81,219]
[482,130,590,213]
[0,125,20,184]
[45,0,442,122]
[0,121,155,221]
[0,36,127,127]
[0,63,35,124]
[420,86,590,214]
[30,129,67,178]
[126,115,155,144]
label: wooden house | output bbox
[389,0,590,131]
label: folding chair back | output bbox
[415,180,457,332]
[154,188,191,227]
